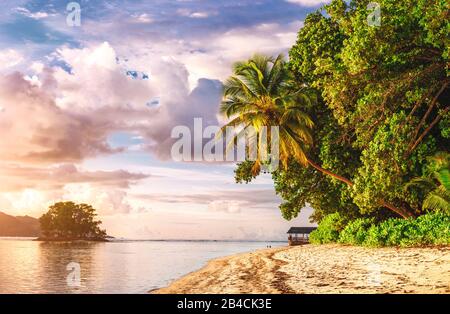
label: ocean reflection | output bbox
[0,239,280,293]
[36,242,99,293]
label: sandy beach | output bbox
[152,244,450,294]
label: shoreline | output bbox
[152,244,450,294]
[34,237,110,242]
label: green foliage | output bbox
[352,112,436,214]
[271,160,360,222]
[231,75,362,222]
[316,212,450,247]
[39,202,107,240]
[230,0,449,235]
[309,212,346,244]
[423,186,450,213]
[289,10,345,86]
[363,212,450,247]
[439,111,450,138]
[338,217,375,245]
[406,151,450,212]
[220,54,315,174]
[288,0,449,219]
[225,54,363,222]
[234,160,259,184]
[363,219,412,247]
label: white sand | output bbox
[152,244,450,294]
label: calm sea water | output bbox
[0,238,282,294]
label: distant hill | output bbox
[0,211,41,237]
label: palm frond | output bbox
[404,177,436,191]
[437,168,450,190]
[220,54,316,169]
[423,186,450,212]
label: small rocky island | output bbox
[37,201,109,242]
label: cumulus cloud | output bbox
[144,78,222,158]
[61,183,134,215]
[0,162,150,215]
[99,20,303,86]
[0,42,223,214]
[0,72,120,163]
[0,74,84,162]
[52,42,156,111]
[1,183,137,216]
[52,42,223,159]
[0,159,154,216]
[157,21,303,86]
[0,49,23,69]
[0,45,157,214]
[0,42,223,163]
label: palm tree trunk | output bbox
[306,158,416,219]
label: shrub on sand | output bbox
[363,212,450,247]
[312,212,449,247]
[338,218,375,245]
[309,212,346,244]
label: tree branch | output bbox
[408,106,449,154]
[409,82,448,147]
[306,158,416,219]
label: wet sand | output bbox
[152,244,450,294]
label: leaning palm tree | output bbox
[220,54,352,185]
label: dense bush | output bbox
[309,212,346,244]
[312,212,450,247]
[338,218,375,246]
[363,212,450,247]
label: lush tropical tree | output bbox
[39,202,107,240]
[222,53,416,218]
[233,96,363,222]
[221,54,352,185]
[287,0,448,218]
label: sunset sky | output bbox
[0,0,328,240]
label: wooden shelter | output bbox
[287,227,317,246]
